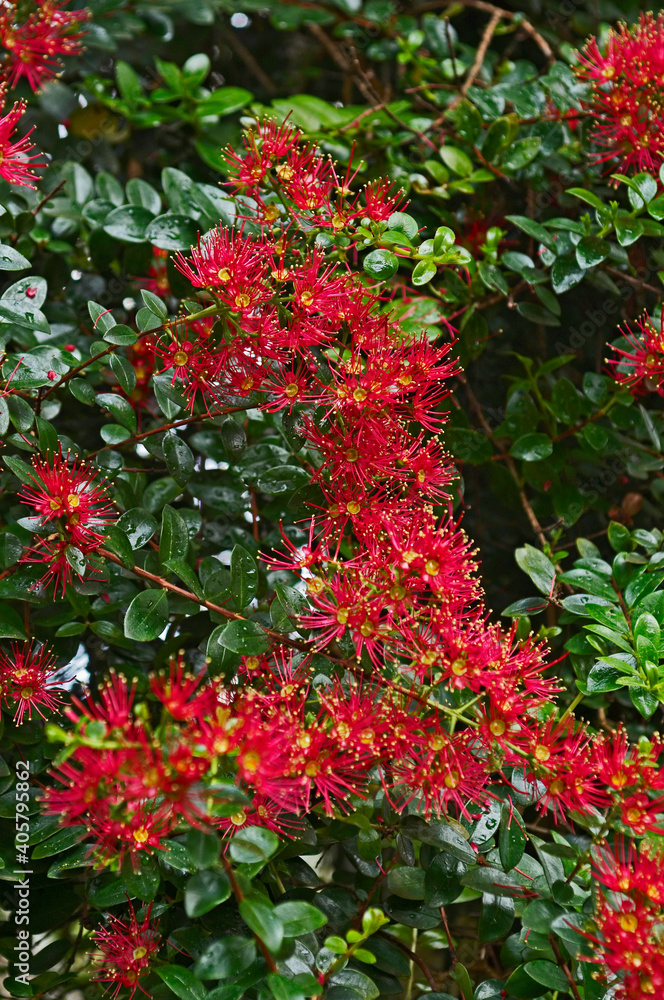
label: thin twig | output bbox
[449,10,502,110]
[221,26,277,94]
[380,930,437,991]
[32,179,66,215]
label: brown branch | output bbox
[221,26,277,94]
[457,372,549,548]
[548,936,582,1000]
[604,265,662,297]
[220,853,278,974]
[439,906,458,965]
[378,931,437,991]
[99,546,315,653]
[418,0,555,65]
[449,10,502,111]
[85,406,248,460]
[32,179,66,215]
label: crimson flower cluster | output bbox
[0,99,45,188]
[608,312,664,395]
[0,0,88,92]
[19,450,115,594]
[583,841,664,998]
[0,640,63,724]
[41,127,664,858]
[575,12,664,174]
[92,901,160,1000]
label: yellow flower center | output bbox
[133,827,149,844]
[173,351,189,366]
[284,382,299,398]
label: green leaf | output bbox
[127,178,162,215]
[124,588,169,641]
[411,259,437,286]
[523,961,569,992]
[460,866,527,897]
[440,145,473,176]
[386,867,425,900]
[575,235,610,269]
[230,544,257,611]
[116,508,157,549]
[32,825,86,859]
[0,604,27,639]
[505,215,556,251]
[239,895,283,953]
[0,244,30,270]
[104,205,155,243]
[502,137,541,170]
[274,901,327,936]
[551,256,585,294]
[145,214,199,251]
[267,973,305,1000]
[515,544,556,597]
[423,852,464,907]
[116,61,143,104]
[363,249,399,281]
[196,87,253,116]
[163,433,195,487]
[155,965,206,1000]
[478,893,514,942]
[510,433,552,462]
[159,505,189,564]
[501,597,548,617]
[565,187,605,210]
[504,966,546,999]
[194,937,256,980]
[607,521,632,552]
[585,662,624,693]
[630,686,659,718]
[498,803,526,870]
[521,899,565,933]
[229,825,280,864]
[141,288,168,318]
[216,619,268,656]
[184,869,231,917]
[110,353,137,396]
[454,100,482,144]
[185,828,220,869]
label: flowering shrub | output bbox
[3,3,664,1000]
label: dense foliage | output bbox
[2,2,664,1000]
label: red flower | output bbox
[0,0,89,92]
[0,640,64,724]
[93,901,160,1000]
[0,100,46,188]
[608,314,664,395]
[19,449,115,546]
[575,13,664,174]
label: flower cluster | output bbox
[0,640,63,724]
[608,313,664,395]
[0,99,45,188]
[93,901,160,1000]
[18,450,115,594]
[575,12,664,174]
[582,841,664,998]
[0,0,89,92]
[41,120,664,858]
